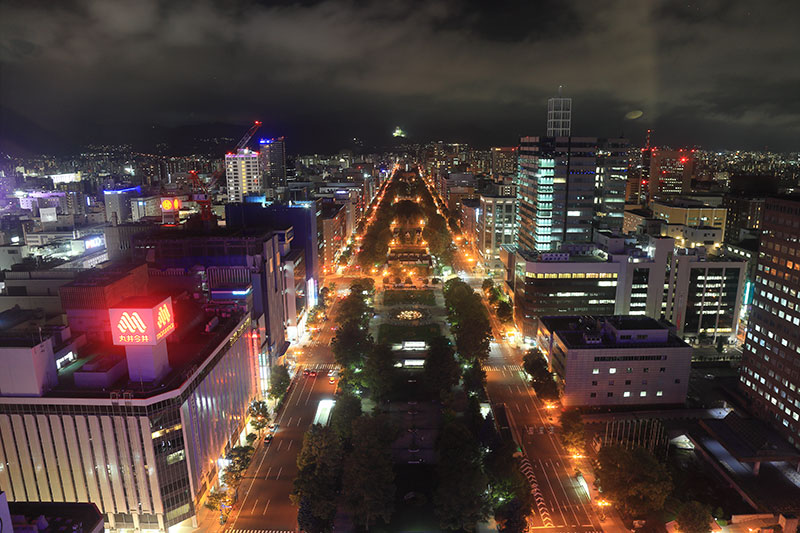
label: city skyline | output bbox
[2,0,800,155]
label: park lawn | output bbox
[378,323,441,345]
[383,290,436,306]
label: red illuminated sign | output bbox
[109,297,175,346]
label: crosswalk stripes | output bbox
[229,529,295,533]
[482,364,523,372]
[302,363,340,370]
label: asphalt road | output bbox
[227,318,339,532]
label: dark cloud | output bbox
[0,0,798,154]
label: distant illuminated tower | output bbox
[547,87,572,137]
[259,137,287,190]
[226,149,261,203]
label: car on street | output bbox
[264,433,273,443]
[329,376,336,384]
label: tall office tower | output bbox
[259,137,287,189]
[226,148,261,202]
[648,149,695,199]
[740,197,800,447]
[546,93,572,137]
[516,136,598,252]
[595,138,630,233]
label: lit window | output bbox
[623,391,631,398]
[656,390,663,397]
[609,368,617,374]
[640,391,647,397]
[592,368,599,374]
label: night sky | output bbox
[1,0,799,155]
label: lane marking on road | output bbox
[251,498,259,514]
[287,416,293,426]
[263,499,271,515]
[287,439,293,451]
[276,440,283,452]
[265,466,272,480]
[276,466,283,480]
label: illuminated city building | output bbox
[546,94,572,137]
[647,149,694,199]
[503,233,745,344]
[538,315,692,407]
[0,289,259,531]
[258,137,287,190]
[516,136,628,252]
[478,193,517,272]
[740,196,800,448]
[651,199,727,239]
[225,149,261,203]
[490,146,518,178]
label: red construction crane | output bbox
[233,121,262,152]
[188,121,261,222]
[188,169,223,221]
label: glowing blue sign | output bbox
[259,139,273,145]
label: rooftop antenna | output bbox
[557,85,563,96]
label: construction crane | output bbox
[233,120,262,152]
[187,122,261,222]
[187,170,223,222]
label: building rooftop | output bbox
[540,315,690,350]
[8,500,103,533]
[19,297,247,400]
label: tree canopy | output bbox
[677,501,713,533]
[596,445,673,517]
[341,416,397,529]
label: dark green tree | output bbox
[596,445,672,517]
[291,425,343,529]
[363,343,396,402]
[341,416,397,529]
[268,364,291,400]
[434,421,490,530]
[248,400,270,432]
[462,360,487,398]
[522,349,559,401]
[677,501,713,533]
[329,392,362,442]
[496,300,513,323]
[482,278,495,292]
[331,321,373,372]
[559,409,585,455]
[424,336,461,398]
[349,277,376,297]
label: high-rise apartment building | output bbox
[516,137,628,252]
[648,149,694,199]
[723,195,765,244]
[546,95,572,137]
[225,149,261,203]
[490,147,518,177]
[740,196,800,447]
[258,137,287,190]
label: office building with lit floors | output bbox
[516,136,629,252]
[0,292,260,531]
[740,196,800,448]
[537,315,692,408]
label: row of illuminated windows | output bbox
[589,391,664,398]
[524,272,617,279]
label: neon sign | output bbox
[109,297,175,346]
[161,198,182,211]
